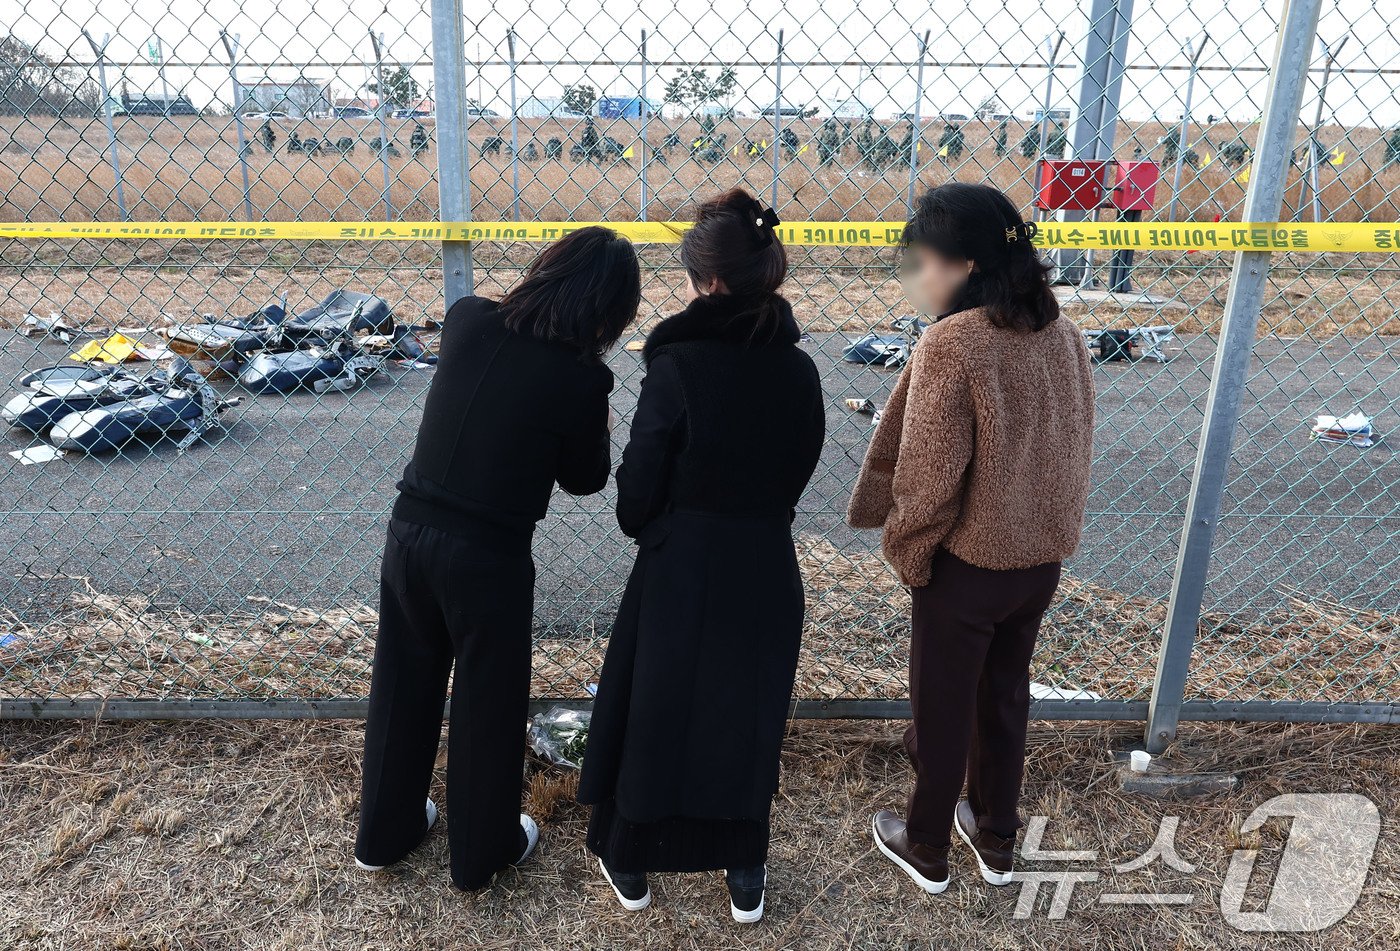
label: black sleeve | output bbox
[615,354,687,538]
[556,366,615,497]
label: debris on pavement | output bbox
[19,313,78,343]
[1083,325,1177,363]
[9,444,66,465]
[69,332,169,364]
[1311,411,1374,448]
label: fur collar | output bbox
[642,294,800,365]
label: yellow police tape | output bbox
[1,219,1397,252]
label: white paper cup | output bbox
[1129,750,1151,773]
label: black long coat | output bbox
[577,293,826,823]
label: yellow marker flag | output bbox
[938,146,949,157]
[1330,149,1346,166]
[797,144,808,155]
[761,139,769,148]
[1237,166,1251,184]
[621,146,635,159]
[1201,152,1213,168]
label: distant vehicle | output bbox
[391,108,434,119]
[124,95,199,116]
[596,96,658,119]
[334,106,373,120]
[245,111,291,121]
[939,113,969,122]
[514,96,587,120]
[96,102,128,117]
[464,106,501,118]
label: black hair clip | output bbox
[1005,219,1038,244]
[748,200,781,247]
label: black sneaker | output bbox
[725,866,767,923]
[598,857,651,911]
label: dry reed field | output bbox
[4,536,1394,706]
[3,716,1397,950]
[1,114,1396,223]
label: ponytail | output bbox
[680,188,789,339]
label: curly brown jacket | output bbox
[846,306,1096,587]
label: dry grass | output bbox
[2,716,1398,950]
[3,115,1398,223]
[4,535,1396,706]
[5,115,1400,339]
[3,243,1400,340]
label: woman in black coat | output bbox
[579,189,826,923]
[355,227,640,891]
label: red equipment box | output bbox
[1036,159,1109,211]
[1112,161,1160,211]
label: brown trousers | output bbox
[903,547,1061,847]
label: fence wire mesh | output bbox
[0,0,1396,719]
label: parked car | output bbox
[334,107,373,120]
[464,106,500,118]
[245,111,291,121]
[391,108,434,120]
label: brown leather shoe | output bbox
[871,810,949,894]
[954,800,1015,885]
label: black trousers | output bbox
[356,518,534,890]
[903,547,1061,848]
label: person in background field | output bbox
[355,227,640,891]
[578,188,827,924]
[847,182,1095,894]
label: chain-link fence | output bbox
[1,0,1395,740]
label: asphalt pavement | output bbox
[3,330,1397,636]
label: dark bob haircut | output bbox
[498,225,641,360]
[903,182,1059,332]
[680,188,789,339]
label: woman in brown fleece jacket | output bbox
[849,183,1095,895]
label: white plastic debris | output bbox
[1129,750,1152,773]
[1029,681,1102,701]
[19,313,77,343]
[9,445,66,465]
[1311,411,1373,448]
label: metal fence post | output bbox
[1143,0,1325,754]
[771,29,784,210]
[905,30,930,217]
[1056,0,1133,284]
[81,30,127,222]
[1036,30,1067,162]
[430,0,476,303]
[507,28,522,221]
[1304,35,1348,223]
[369,32,395,219]
[1167,33,1209,222]
[639,29,649,221]
[217,31,255,222]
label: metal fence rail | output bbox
[1,0,1397,746]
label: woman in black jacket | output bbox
[355,227,640,891]
[578,189,826,923]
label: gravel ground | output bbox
[4,328,1395,625]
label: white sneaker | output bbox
[726,866,767,923]
[598,857,652,911]
[355,798,438,871]
[516,813,541,865]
